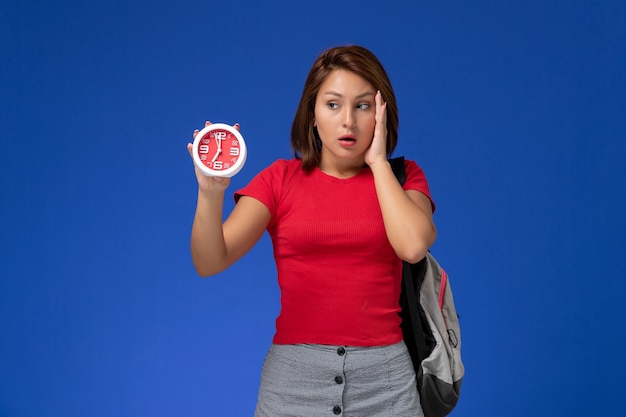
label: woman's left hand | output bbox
[364,91,388,167]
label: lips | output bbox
[338,135,357,146]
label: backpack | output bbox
[390,157,464,417]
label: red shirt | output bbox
[235,159,434,346]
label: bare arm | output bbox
[187,122,270,276]
[365,93,436,263]
[369,161,436,263]
[190,190,270,276]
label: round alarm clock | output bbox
[192,123,247,177]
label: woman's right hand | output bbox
[187,121,240,193]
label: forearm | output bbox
[190,189,229,276]
[370,161,437,263]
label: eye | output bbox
[327,102,339,110]
[357,103,371,110]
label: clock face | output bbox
[192,123,247,177]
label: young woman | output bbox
[187,45,436,417]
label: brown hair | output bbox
[291,45,399,172]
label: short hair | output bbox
[291,45,399,172]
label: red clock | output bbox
[192,123,247,177]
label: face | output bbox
[314,69,377,169]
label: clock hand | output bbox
[212,137,222,162]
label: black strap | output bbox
[404,260,430,363]
[390,156,430,364]
[389,156,406,186]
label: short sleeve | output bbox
[403,159,436,213]
[234,159,288,218]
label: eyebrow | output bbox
[322,91,376,99]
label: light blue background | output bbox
[2,1,625,416]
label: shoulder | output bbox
[402,159,430,188]
[260,158,303,176]
[235,158,304,202]
[402,158,436,212]
[403,158,426,178]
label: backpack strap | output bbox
[403,258,430,363]
[390,156,431,363]
[389,156,406,185]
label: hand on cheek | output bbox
[365,91,388,167]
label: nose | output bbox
[342,107,356,128]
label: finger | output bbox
[376,91,387,123]
[194,120,213,138]
[187,143,193,157]
[380,102,387,125]
[233,123,240,132]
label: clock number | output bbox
[199,144,209,154]
[213,131,227,140]
[230,148,240,156]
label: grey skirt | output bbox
[254,341,424,417]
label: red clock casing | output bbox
[192,123,247,177]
